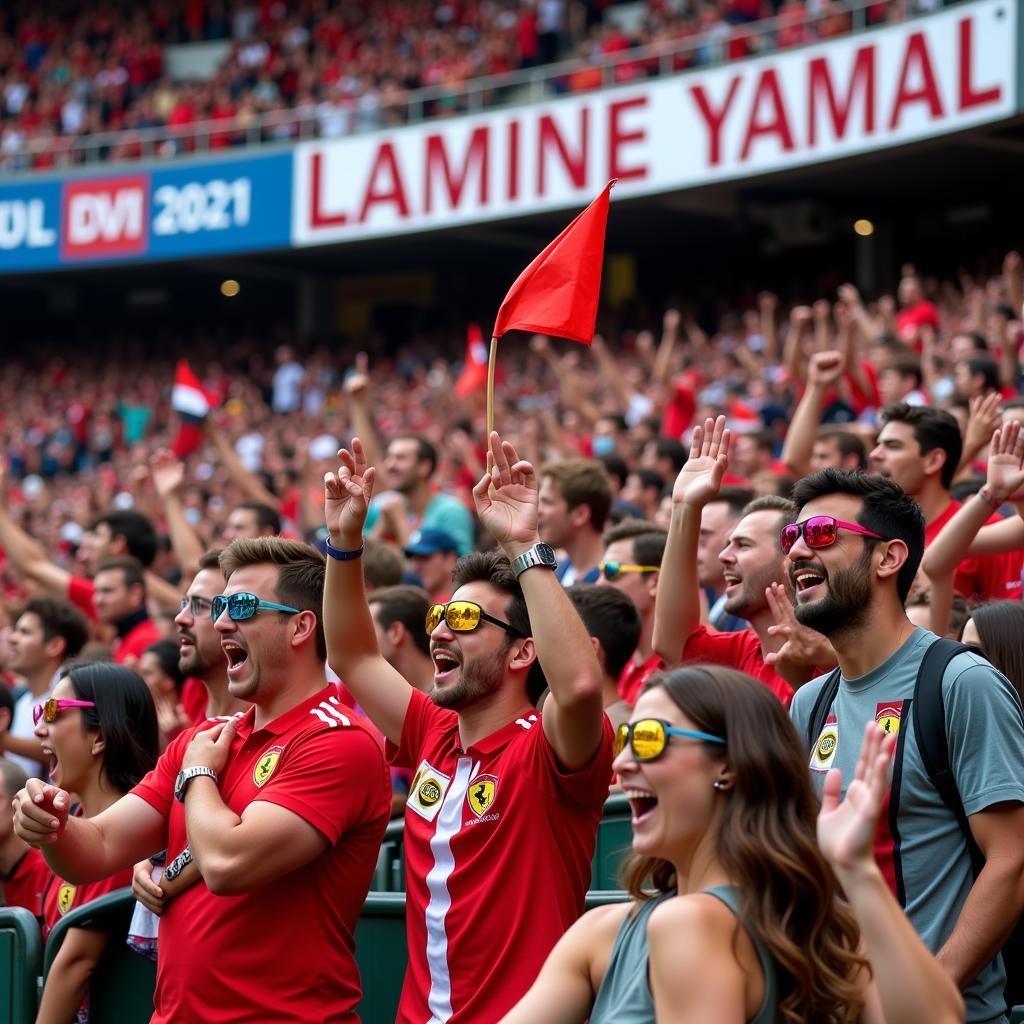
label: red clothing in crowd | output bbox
[387,687,614,1023]
[618,651,665,706]
[132,687,389,1023]
[1,846,52,924]
[114,617,163,665]
[42,865,132,941]
[924,500,1024,603]
[67,575,97,622]
[682,625,795,707]
[896,301,939,345]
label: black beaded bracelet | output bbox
[324,540,365,561]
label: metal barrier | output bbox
[0,906,41,1024]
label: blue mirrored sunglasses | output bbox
[211,593,301,622]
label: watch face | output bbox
[536,543,556,565]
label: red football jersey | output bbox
[131,687,390,1023]
[387,688,614,1023]
[683,625,795,707]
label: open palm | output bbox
[324,438,376,540]
[987,421,1024,500]
[473,432,538,549]
[672,416,731,508]
[817,722,896,873]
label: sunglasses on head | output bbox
[780,516,886,555]
[211,593,301,622]
[425,600,525,638]
[178,595,212,617]
[33,698,96,725]
[598,562,661,582]
[614,718,726,762]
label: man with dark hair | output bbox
[174,550,248,724]
[878,357,928,407]
[619,468,664,521]
[368,585,434,694]
[539,458,613,586]
[565,584,641,731]
[92,557,163,666]
[0,757,51,926]
[870,403,1023,601]
[365,435,474,555]
[223,501,281,541]
[362,538,404,591]
[597,519,666,705]
[954,357,1002,402]
[14,536,390,1023]
[0,461,160,622]
[0,596,89,775]
[324,433,612,1024]
[787,469,1024,1023]
[698,486,755,633]
[640,436,687,482]
[654,418,833,707]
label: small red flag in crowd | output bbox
[171,360,217,457]
[492,180,615,346]
[455,323,489,397]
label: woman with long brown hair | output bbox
[501,665,964,1024]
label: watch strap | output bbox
[176,766,218,802]
[510,543,556,579]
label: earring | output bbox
[712,780,725,791]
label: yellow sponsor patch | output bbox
[407,759,450,822]
[810,716,839,772]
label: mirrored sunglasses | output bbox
[780,515,885,555]
[613,718,726,762]
[33,698,96,725]
[211,593,301,622]
[424,600,524,638]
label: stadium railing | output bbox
[0,905,41,1024]
[4,0,904,172]
[41,888,156,1024]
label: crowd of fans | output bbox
[0,241,1022,1022]
[1,0,920,169]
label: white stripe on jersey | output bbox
[318,701,351,725]
[514,714,538,730]
[309,708,338,728]
[423,756,473,1024]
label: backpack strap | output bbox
[911,637,985,878]
[806,668,842,753]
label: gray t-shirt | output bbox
[792,627,1024,1024]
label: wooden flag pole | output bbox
[486,336,498,473]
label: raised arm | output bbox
[0,458,72,597]
[652,309,682,387]
[342,353,383,472]
[150,448,203,581]
[783,306,813,386]
[780,351,846,478]
[921,422,1024,584]
[13,779,166,884]
[590,335,633,412]
[819,722,965,1024]
[206,421,279,508]
[323,439,414,744]
[652,417,731,664]
[954,393,1001,481]
[474,433,605,770]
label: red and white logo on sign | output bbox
[61,175,148,259]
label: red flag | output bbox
[492,180,615,345]
[171,360,217,458]
[455,323,489,397]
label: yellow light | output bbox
[220,279,241,297]
[853,219,874,237]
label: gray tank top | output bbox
[588,886,778,1024]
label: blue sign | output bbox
[0,151,292,272]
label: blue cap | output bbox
[405,527,459,557]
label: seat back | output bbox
[43,888,155,1024]
[591,794,632,890]
[0,906,42,1024]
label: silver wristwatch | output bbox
[174,766,219,803]
[510,542,557,578]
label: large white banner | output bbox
[292,0,1017,246]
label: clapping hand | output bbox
[764,582,837,672]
